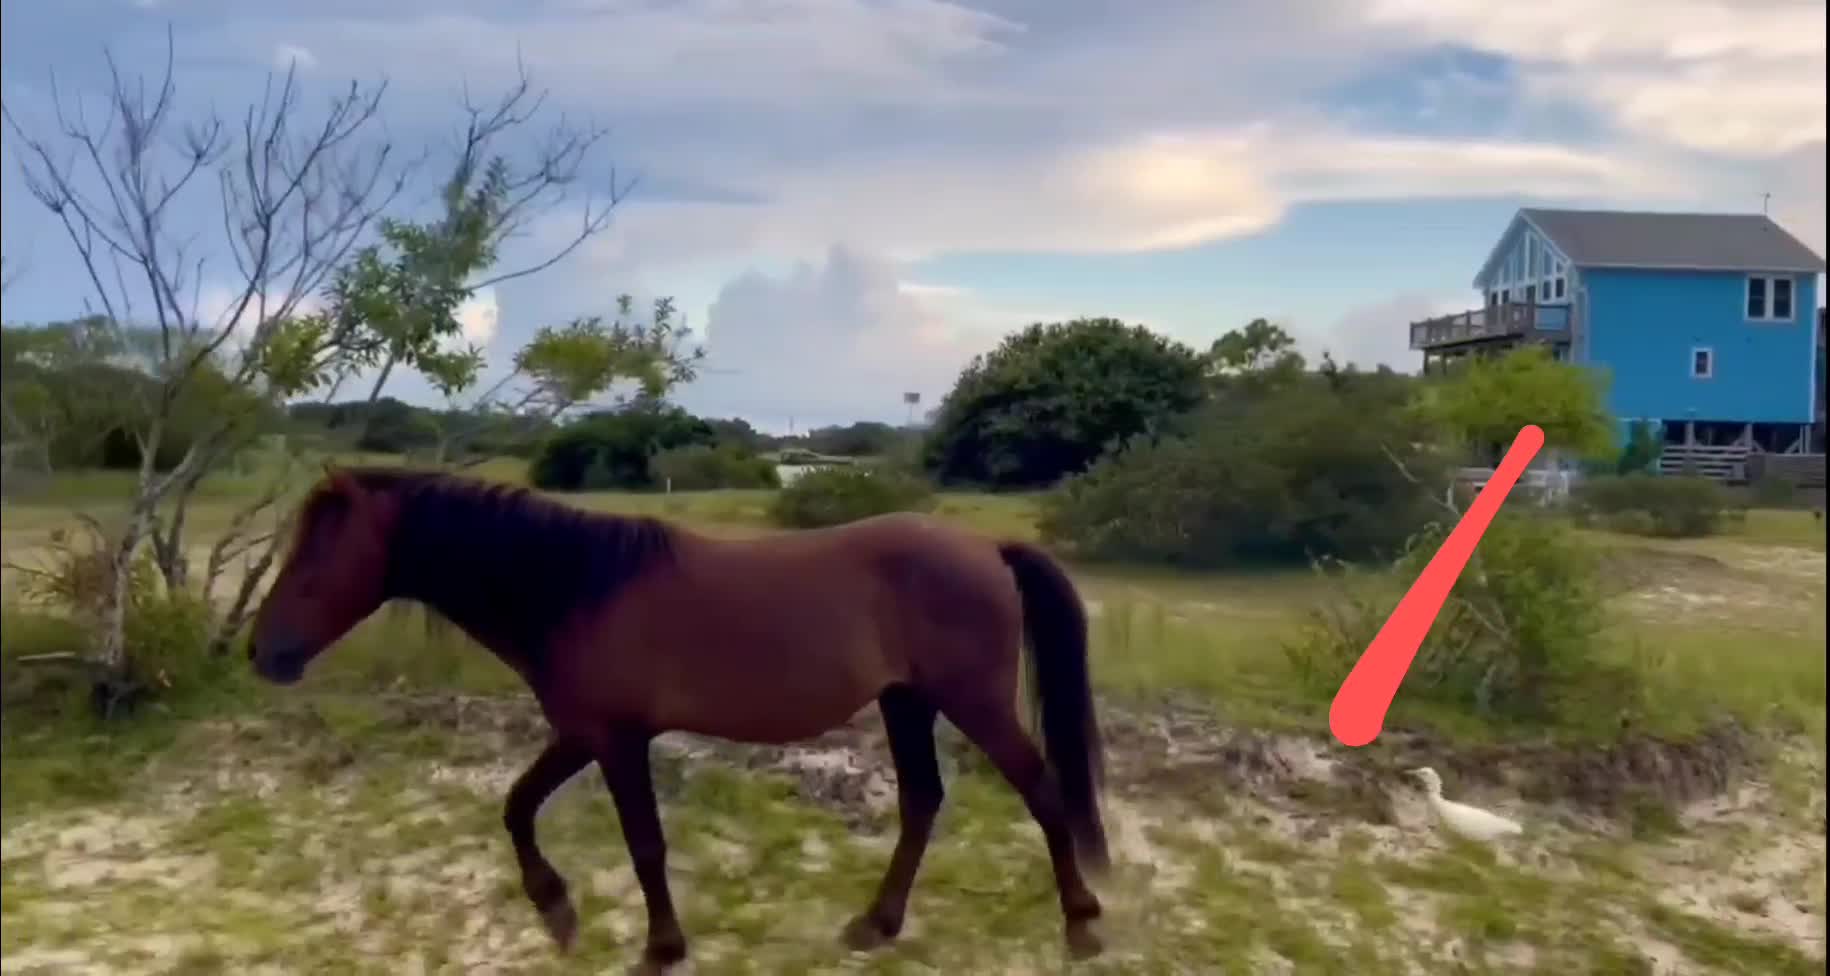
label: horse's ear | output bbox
[320,458,364,502]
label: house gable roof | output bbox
[1513,208,1826,277]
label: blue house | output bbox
[1410,208,1826,469]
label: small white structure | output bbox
[1408,766,1524,842]
[775,463,829,486]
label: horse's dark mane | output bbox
[318,466,676,664]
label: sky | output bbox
[2,0,1825,433]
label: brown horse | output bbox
[248,465,1111,973]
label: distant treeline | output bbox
[282,397,919,461]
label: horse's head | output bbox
[249,465,396,685]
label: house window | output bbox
[1554,276,1566,300]
[1526,283,1537,303]
[1773,277,1794,319]
[1691,346,1714,379]
[1748,275,1796,321]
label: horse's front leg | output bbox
[505,737,593,950]
[598,730,689,975]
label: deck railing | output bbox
[1450,465,1575,504]
[1410,303,1570,350]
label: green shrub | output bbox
[1572,473,1741,538]
[1748,474,1801,509]
[1616,420,1662,475]
[1038,371,1447,568]
[528,405,716,491]
[650,443,780,491]
[1284,512,1638,729]
[770,465,936,528]
[5,522,233,718]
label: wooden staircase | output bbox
[1656,443,1749,482]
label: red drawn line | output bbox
[1328,424,1547,748]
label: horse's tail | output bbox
[998,540,1110,876]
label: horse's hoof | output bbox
[840,913,896,952]
[625,950,688,976]
[539,898,579,952]
[1065,920,1104,961]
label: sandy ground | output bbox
[2,694,1824,975]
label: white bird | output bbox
[1407,766,1524,842]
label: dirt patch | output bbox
[252,692,1764,838]
[1596,547,1737,594]
[1599,544,1824,622]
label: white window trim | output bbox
[1746,274,1796,323]
[1690,345,1714,379]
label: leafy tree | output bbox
[705,417,770,453]
[1616,420,1662,475]
[923,317,1207,489]
[1208,317,1306,378]
[438,295,705,465]
[804,421,906,458]
[1203,318,1317,415]
[1416,346,1615,465]
[528,405,718,491]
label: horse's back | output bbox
[738,510,1017,599]
[553,511,1026,741]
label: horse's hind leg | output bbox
[505,738,593,951]
[939,696,1104,959]
[597,731,689,975]
[842,685,943,951]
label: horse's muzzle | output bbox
[250,639,309,686]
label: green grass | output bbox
[7,474,1823,743]
[1730,508,1828,551]
[9,696,1813,975]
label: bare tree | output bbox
[2,32,407,685]
[0,254,24,296]
[6,37,639,683]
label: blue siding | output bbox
[1583,268,1819,432]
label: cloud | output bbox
[677,246,997,427]
[557,124,1680,288]
[1361,0,1826,156]
[1296,292,1471,373]
[229,0,1027,112]
[1768,143,1829,258]
[452,286,501,348]
[90,0,1818,281]
[272,43,317,71]
[193,283,324,338]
